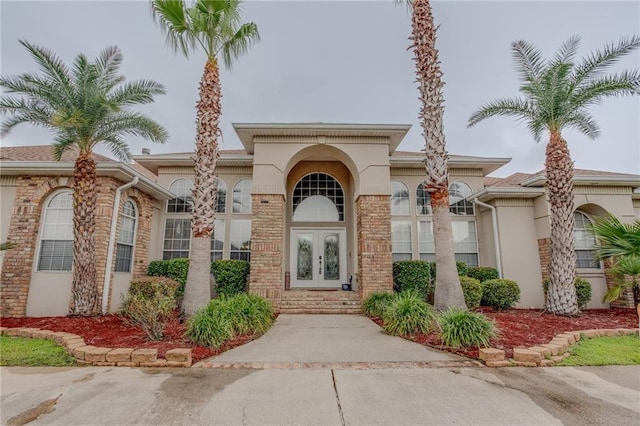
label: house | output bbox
[2,123,639,317]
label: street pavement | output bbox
[1,314,639,425]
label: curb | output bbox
[479,327,639,367]
[0,326,192,367]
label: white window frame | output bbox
[37,190,74,272]
[574,211,601,269]
[391,220,413,262]
[391,181,411,216]
[232,179,252,214]
[115,199,137,273]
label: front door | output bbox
[290,229,347,288]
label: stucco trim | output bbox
[493,198,535,207]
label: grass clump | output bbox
[362,292,396,318]
[187,293,274,349]
[0,336,76,366]
[557,334,640,366]
[437,308,498,349]
[382,291,437,337]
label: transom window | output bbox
[167,179,193,213]
[38,190,74,271]
[115,200,137,273]
[416,183,432,215]
[292,173,344,221]
[391,181,410,215]
[574,211,600,269]
[233,179,252,214]
[449,182,475,215]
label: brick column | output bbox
[356,195,393,299]
[537,238,551,280]
[248,194,285,311]
[604,259,635,309]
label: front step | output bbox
[279,290,361,314]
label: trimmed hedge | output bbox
[147,258,189,297]
[212,260,250,297]
[428,261,470,282]
[393,261,431,298]
[465,267,499,282]
[459,276,483,309]
[481,279,521,310]
[542,277,592,309]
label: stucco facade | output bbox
[1,123,639,317]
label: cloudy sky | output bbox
[1,0,639,177]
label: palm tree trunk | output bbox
[183,59,221,316]
[70,150,100,316]
[545,131,578,315]
[411,0,466,310]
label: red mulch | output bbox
[0,312,259,363]
[374,308,638,359]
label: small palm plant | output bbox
[151,0,259,316]
[0,41,168,316]
[468,36,640,315]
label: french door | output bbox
[290,229,346,288]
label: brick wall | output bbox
[356,195,393,299]
[1,175,156,317]
[537,238,550,280]
[604,258,635,309]
[248,194,285,310]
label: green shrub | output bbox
[481,279,521,310]
[186,293,274,349]
[459,276,483,309]
[393,261,431,298]
[437,308,498,349]
[212,260,250,297]
[382,290,437,336]
[362,292,396,318]
[121,292,176,341]
[542,277,592,309]
[465,267,499,282]
[427,261,470,282]
[128,276,180,300]
[147,258,189,297]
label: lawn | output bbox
[0,336,77,366]
[557,334,640,366]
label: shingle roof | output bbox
[484,169,640,188]
[0,145,113,162]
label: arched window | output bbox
[391,181,410,215]
[233,179,252,214]
[574,211,600,269]
[216,178,227,213]
[292,173,344,221]
[449,182,474,215]
[115,200,137,273]
[167,179,193,213]
[38,190,73,271]
[416,183,432,215]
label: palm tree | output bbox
[406,0,466,310]
[590,216,640,308]
[468,36,640,315]
[151,0,259,315]
[0,40,168,316]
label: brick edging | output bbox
[479,328,639,367]
[0,327,192,367]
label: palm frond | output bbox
[107,80,167,106]
[52,134,78,161]
[150,0,196,57]
[220,22,260,69]
[571,35,640,89]
[570,70,640,110]
[467,97,535,128]
[1,110,53,136]
[563,109,600,139]
[17,39,73,97]
[94,46,123,84]
[589,216,640,259]
[551,35,581,66]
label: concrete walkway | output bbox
[202,314,462,365]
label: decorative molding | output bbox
[359,184,391,195]
[633,199,640,209]
[390,168,483,177]
[493,198,534,207]
[0,176,18,186]
[449,168,484,177]
[157,166,194,175]
[252,183,286,195]
[390,168,425,176]
[217,166,253,175]
[574,186,632,195]
[157,166,253,176]
[253,135,389,145]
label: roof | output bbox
[485,169,640,189]
[0,145,113,162]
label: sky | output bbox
[1,0,639,177]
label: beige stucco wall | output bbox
[26,273,72,317]
[494,199,544,308]
[110,273,131,312]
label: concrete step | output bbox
[279,290,361,314]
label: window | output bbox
[38,191,74,271]
[210,219,225,262]
[167,179,193,213]
[449,182,474,215]
[115,200,137,273]
[163,218,191,260]
[230,219,251,262]
[574,211,600,269]
[391,221,412,262]
[416,183,432,215]
[418,220,479,266]
[216,179,227,213]
[232,179,252,214]
[391,181,410,215]
[292,173,344,221]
